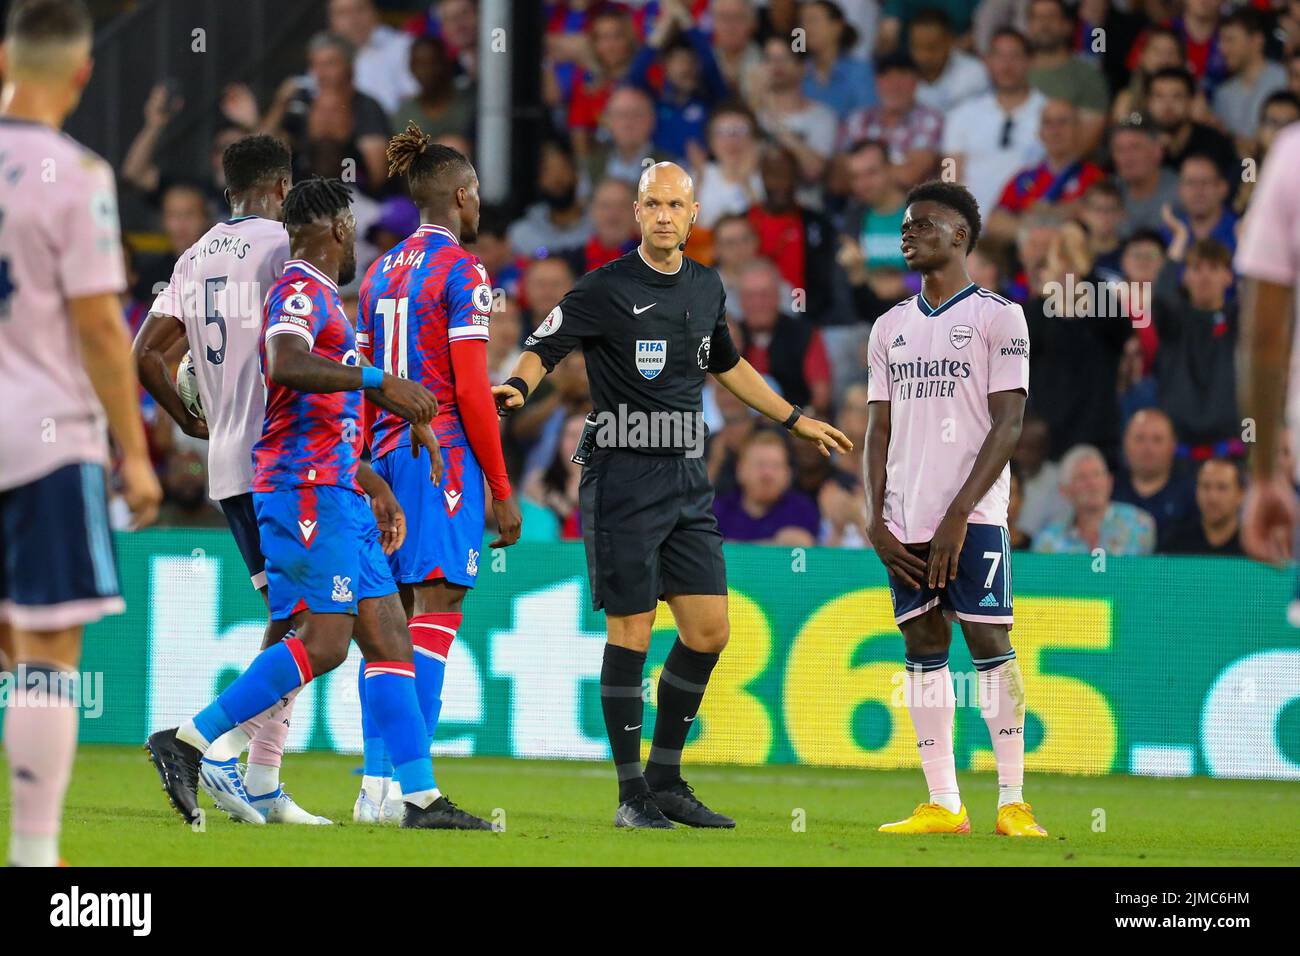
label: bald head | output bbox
[637,161,694,201]
[635,162,698,258]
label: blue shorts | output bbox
[253,485,397,620]
[218,493,266,591]
[888,523,1014,627]
[374,442,484,588]
[0,462,124,631]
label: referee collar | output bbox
[634,245,685,285]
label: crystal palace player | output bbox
[865,181,1046,837]
[0,0,162,867]
[147,178,491,831]
[350,126,520,824]
[133,135,331,826]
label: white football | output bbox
[176,351,205,420]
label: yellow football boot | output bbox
[995,802,1048,837]
[878,803,971,834]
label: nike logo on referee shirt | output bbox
[632,303,656,315]
[624,724,641,731]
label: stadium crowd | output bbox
[115,0,1291,558]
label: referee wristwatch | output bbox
[782,405,803,430]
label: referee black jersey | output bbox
[523,249,741,455]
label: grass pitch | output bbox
[1,744,1295,866]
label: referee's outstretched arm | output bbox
[711,358,854,458]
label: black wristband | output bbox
[505,376,530,403]
[782,405,802,430]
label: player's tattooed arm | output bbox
[863,400,927,588]
[357,461,406,555]
[927,389,1026,589]
[133,312,209,439]
[266,333,438,423]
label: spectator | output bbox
[713,430,820,545]
[1013,412,1069,537]
[909,6,989,113]
[134,183,212,303]
[1008,461,1033,549]
[705,380,760,497]
[1162,458,1246,556]
[362,195,420,269]
[750,36,838,188]
[253,32,390,195]
[629,5,729,160]
[1163,154,1236,254]
[156,450,226,529]
[1152,235,1241,453]
[1112,408,1198,545]
[1110,115,1179,238]
[1118,227,1166,372]
[987,98,1104,242]
[748,145,852,325]
[817,382,869,548]
[487,299,523,385]
[566,6,640,154]
[1164,0,1228,93]
[1025,0,1109,151]
[569,177,638,276]
[967,239,1010,298]
[943,27,1048,219]
[707,0,763,99]
[878,0,977,54]
[584,86,675,188]
[1234,90,1300,213]
[406,0,479,82]
[1006,204,1063,302]
[837,51,942,190]
[516,351,592,478]
[390,35,475,142]
[836,139,910,314]
[801,0,878,120]
[1110,26,1184,123]
[1146,67,1238,186]
[121,85,242,211]
[735,260,833,413]
[523,411,588,540]
[1078,180,1126,279]
[1212,7,1287,147]
[329,0,418,115]
[519,255,576,331]
[507,139,590,258]
[693,102,763,229]
[1033,444,1156,554]
[714,213,791,320]
[469,205,523,301]
[1024,221,1131,462]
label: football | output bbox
[176,350,204,420]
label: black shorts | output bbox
[579,450,727,615]
[218,493,266,591]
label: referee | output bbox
[494,163,851,829]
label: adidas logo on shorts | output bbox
[979,592,999,608]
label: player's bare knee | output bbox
[680,618,729,654]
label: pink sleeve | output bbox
[866,316,891,402]
[1236,132,1300,284]
[987,304,1030,395]
[59,158,126,299]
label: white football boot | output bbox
[198,758,266,825]
[250,787,333,825]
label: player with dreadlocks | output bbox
[350,124,520,823]
[147,177,494,830]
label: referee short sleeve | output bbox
[706,301,740,374]
[523,277,604,372]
